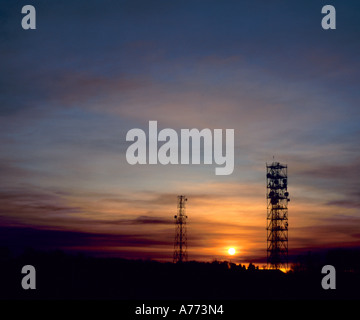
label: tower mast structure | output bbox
[266,162,290,270]
[173,195,188,263]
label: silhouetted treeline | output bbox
[0,247,359,300]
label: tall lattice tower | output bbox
[173,195,188,263]
[266,162,290,270]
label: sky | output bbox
[0,0,360,265]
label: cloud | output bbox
[326,199,360,209]
[131,215,172,225]
[0,226,171,256]
[299,158,360,181]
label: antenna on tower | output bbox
[266,161,289,270]
[173,195,188,263]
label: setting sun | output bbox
[228,248,236,255]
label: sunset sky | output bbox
[1,0,360,265]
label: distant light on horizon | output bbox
[228,248,236,255]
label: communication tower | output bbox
[173,195,188,263]
[266,162,289,270]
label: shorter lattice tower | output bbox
[173,195,188,263]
